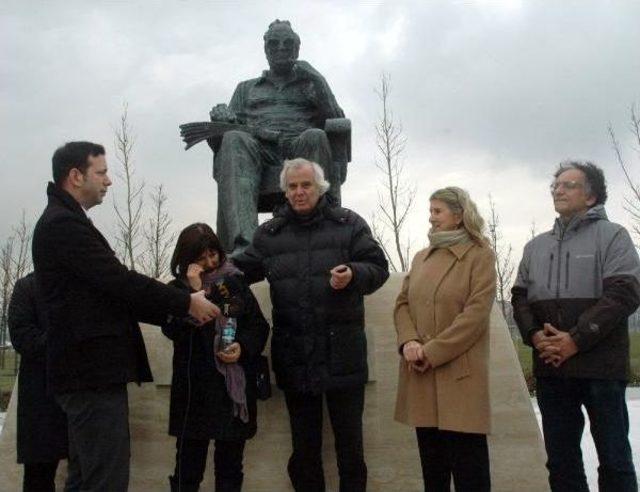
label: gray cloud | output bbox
[2,0,639,264]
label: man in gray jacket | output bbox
[512,161,639,492]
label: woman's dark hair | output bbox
[170,223,225,278]
[554,160,607,206]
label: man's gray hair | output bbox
[279,158,330,194]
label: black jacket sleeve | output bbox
[511,242,541,346]
[160,280,195,341]
[232,231,267,285]
[570,228,640,351]
[44,214,190,323]
[8,275,46,358]
[346,215,389,295]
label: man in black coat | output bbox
[31,141,219,492]
[8,272,80,492]
[234,157,389,492]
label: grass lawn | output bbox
[513,331,640,393]
[0,350,18,410]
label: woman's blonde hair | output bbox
[430,186,488,246]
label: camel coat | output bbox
[394,241,496,434]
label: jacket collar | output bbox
[551,204,608,237]
[46,182,87,217]
[423,241,475,261]
[271,194,346,231]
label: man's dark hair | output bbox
[52,141,105,185]
[554,160,607,206]
[170,223,226,278]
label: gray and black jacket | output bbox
[511,205,640,380]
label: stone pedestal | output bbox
[0,273,548,490]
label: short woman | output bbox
[394,187,496,492]
[162,223,269,492]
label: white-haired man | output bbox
[234,158,389,492]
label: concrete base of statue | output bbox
[0,273,549,490]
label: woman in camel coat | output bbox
[394,186,496,492]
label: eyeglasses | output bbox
[550,180,584,192]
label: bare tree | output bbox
[0,212,33,368]
[11,210,32,282]
[487,195,515,325]
[0,236,15,367]
[372,73,416,272]
[142,184,174,280]
[113,103,145,270]
[608,104,640,241]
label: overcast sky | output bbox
[2,0,640,270]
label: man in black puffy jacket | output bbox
[234,157,389,492]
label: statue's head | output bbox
[264,20,300,74]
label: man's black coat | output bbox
[32,183,191,394]
[234,196,389,393]
[8,273,68,463]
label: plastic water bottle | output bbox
[221,317,237,352]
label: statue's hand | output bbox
[210,103,237,123]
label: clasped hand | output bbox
[402,340,431,373]
[533,323,578,368]
[217,342,241,364]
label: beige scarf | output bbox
[428,228,471,249]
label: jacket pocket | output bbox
[453,353,470,380]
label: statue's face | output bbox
[264,27,299,73]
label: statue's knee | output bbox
[221,130,253,148]
[299,128,329,145]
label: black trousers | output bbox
[416,427,490,492]
[171,437,246,492]
[23,462,58,492]
[55,384,130,492]
[284,385,367,492]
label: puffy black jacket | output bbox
[235,196,389,393]
[161,274,269,441]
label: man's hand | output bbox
[209,103,237,123]
[217,342,241,364]
[186,263,204,291]
[330,265,352,290]
[537,323,579,367]
[188,291,221,325]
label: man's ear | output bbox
[67,168,85,188]
[586,194,597,207]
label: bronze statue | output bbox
[180,20,351,255]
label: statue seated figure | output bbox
[205,20,351,255]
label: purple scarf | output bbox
[201,261,248,423]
